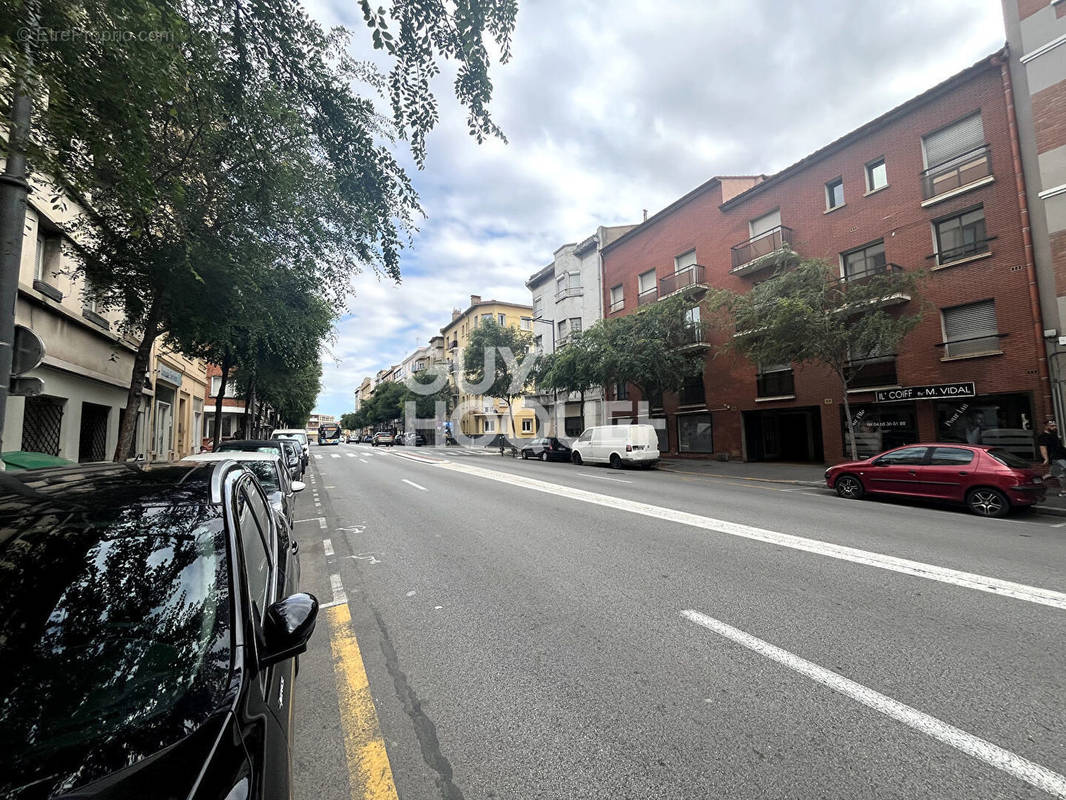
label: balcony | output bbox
[838,262,911,308]
[937,333,1007,359]
[555,285,583,301]
[932,236,996,266]
[637,286,658,306]
[756,369,795,398]
[677,324,710,351]
[660,264,709,299]
[730,226,794,276]
[847,357,898,389]
[921,144,992,202]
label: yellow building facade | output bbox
[440,295,537,439]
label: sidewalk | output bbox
[657,457,1066,516]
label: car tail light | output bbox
[626,444,632,452]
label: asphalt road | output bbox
[289,442,1066,800]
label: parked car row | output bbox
[0,458,317,800]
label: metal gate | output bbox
[78,402,110,462]
[22,395,64,456]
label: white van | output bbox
[570,424,660,469]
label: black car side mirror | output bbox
[260,592,319,667]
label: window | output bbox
[674,250,697,271]
[521,418,532,433]
[844,404,918,458]
[825,177,844,209]
[533,335,543,354]
[557,319,568,340]
[578,429,593,443]
[875,446,928,466]
[533,297,543,318]
[615,381,629,400]
[934,207,988,264]
[922,113,984,170]
[570,317,582,334]
[481,313,493,326]
[210,376,238,398]
[638,269,656,294]
[678,374,705,406]
[498,313,506,326]
[842,240,887,280]
[237,485,273,618]
[677,413,713,453]
[942,299,999,358]
[866,158,887,192]
[756,363,794,398]
[521,317,532,331]
[557,274,566,294]
[928,446,974,466]
[34,230,60,283]
[749,209,781,239]
[609,284,624,312]
[936,394,1035,458]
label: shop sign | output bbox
[875,382,975,403]
[157,364,183,387]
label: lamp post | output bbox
[531,316,557,436]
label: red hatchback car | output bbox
[825,443,1046,517]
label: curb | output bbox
[658,466,825,487]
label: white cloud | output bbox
[309,0,1006,416]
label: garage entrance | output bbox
[743,407,824,462]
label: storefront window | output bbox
[678,413,714,453]
[935,394,1034,459]
[842,403,917,458]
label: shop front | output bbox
[841,402,919,459]
[933,392,1036,460]
[743,407,824,462]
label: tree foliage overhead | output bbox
[709,255,924,459]
[463,319,532,439]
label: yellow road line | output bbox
[327,603,399,800]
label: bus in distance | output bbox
[318,422,342,446]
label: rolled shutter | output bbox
[923,114,984,168]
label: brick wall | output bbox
[602,61,1049,462]
[1033,79,1066,153]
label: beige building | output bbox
[3,179,208,463]
[441,295,536,439]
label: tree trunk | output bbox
[113,299,164,462]
[840,374,858,461]
[506,398,516,443]
[254,396,265,438]
[241,373,256,438]
[578,388,586,433]
[211,349,231,451]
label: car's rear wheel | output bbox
[610,453,622,470]
[835,474,864,500]
[967,487,1010,518]
[540,451,548,462]
[572,452,583,465]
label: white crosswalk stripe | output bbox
[314,455,322,460]
[330,453,341,458]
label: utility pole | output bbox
[0,0,40,459]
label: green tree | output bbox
[1,0,518,459]
[405,365,453,419]
[533,332,600,432]
[710,256,923,460]
[463,320,533,442]
[340,412,359,431]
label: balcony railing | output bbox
[555,286,583,301]
[839,262,904,284]
[848,357,898,389]
[637,286,658,306]
[921,144,991,200]
[678,325,709,349]
[660,264,707,296]
[609,298,624,313]
[731,226,794,274]
[932,236,996,265]
[936,333,1007,359]
[756,370,795,398]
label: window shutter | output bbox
[944,300,997,341]
[749,209,781,238]
[675,250,697,271]
[923,114,984,168]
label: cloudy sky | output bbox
[306,0,1006,418]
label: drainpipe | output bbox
[998,53,1054,421]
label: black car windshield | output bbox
[986,447,1033,469]
[0,501,233,796]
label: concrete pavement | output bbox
[290,441,1066,800]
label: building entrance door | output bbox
[743,407,824,462]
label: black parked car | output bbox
[521,437,572,462]
[216,439,299,477]
[0,461,317,800]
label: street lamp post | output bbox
[531,316,557,437]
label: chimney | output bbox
[470,294,481,307]
[451,308,461,321]
[642,209,648,222]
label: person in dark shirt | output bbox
[1038,420,1066,494]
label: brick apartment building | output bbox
[601,52,1052,464]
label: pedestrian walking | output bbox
[1038,420,1066,495]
